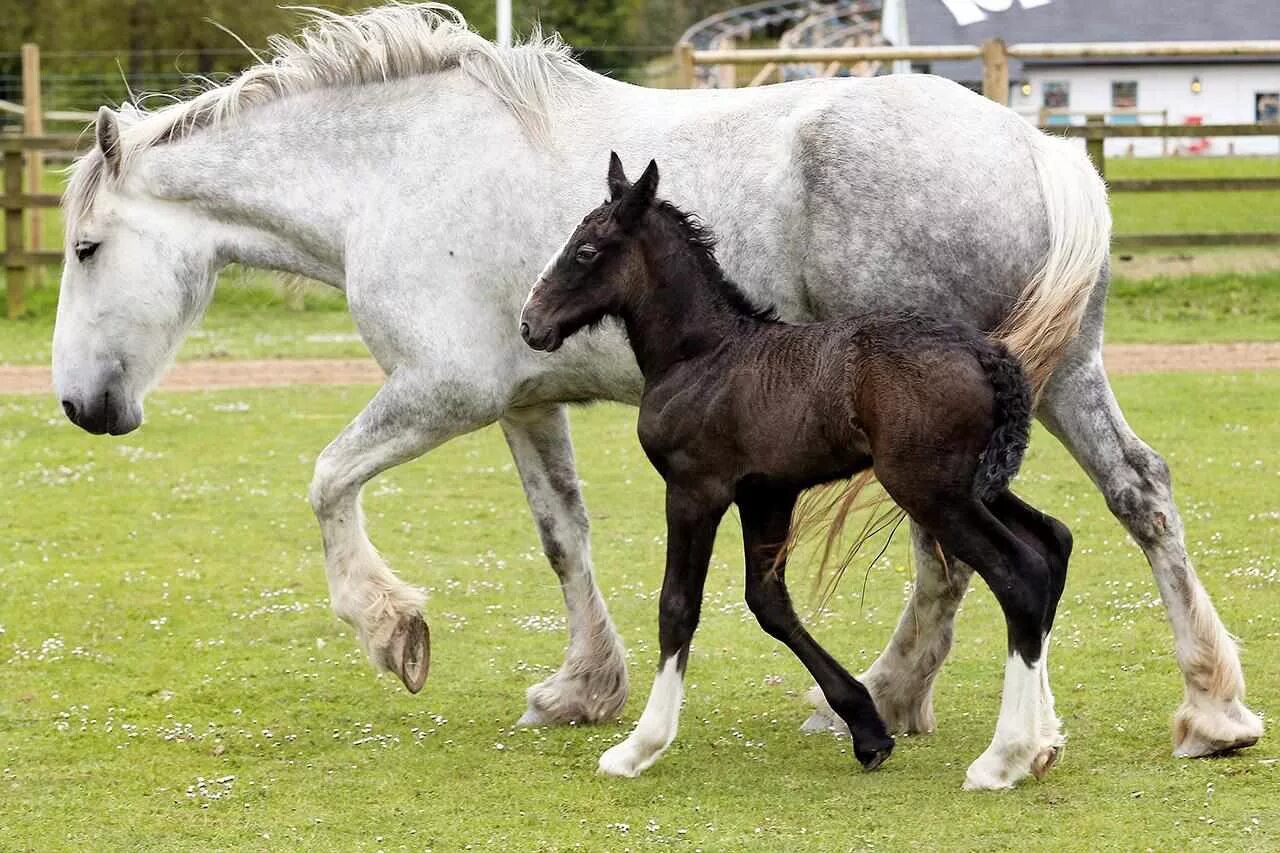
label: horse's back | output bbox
[782,75,1052,328]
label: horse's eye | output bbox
[575,245,599,264]
[75,241,100,263]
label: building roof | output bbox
[903,0,1280,80]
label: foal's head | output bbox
[520,153,660,352]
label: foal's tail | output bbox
[973,342,1033,503]
[994,129,1111,400]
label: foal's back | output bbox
[641,313,1002,494]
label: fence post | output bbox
[4,148,27,319]
[1085,113,1106,180]
[981,38,1009,105]
[717,37,737,88]
[22,44,43,287]
[674,42,695,89]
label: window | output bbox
[1110,81,1138,125]
[1043,81,1069,108]
[1043,81,1070,125]
[1259,92,1280,123]
[1112,81,1138,108]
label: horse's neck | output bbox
[622,245,746,377]
[138,86,440,289]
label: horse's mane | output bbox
[653,200,779,323]
[66,2,592,223]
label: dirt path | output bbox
[2,344,1278,396]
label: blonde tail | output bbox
[995,130,1111,399]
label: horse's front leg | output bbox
[501,404,628,726]
[739,492,895,769]
[310,368,503,692]
[597,488,726,777]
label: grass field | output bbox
[2,373,1278,850]
[1105,156,1280,238]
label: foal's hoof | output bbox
[385,612,430,694]
[854,736,895,771]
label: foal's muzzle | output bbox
[519,290,564,352]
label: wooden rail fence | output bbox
[676,38,1280,253]
[3,40,1280,318]
[2,134,80,318]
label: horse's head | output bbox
[520,152,659,352]
[54,108,220,435]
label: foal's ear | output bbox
[607,151,630,199]
[96,106,122,177]
[615,159,659,231]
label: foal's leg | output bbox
[807,522,974,736]
[740,493,895,769]
[1039,354,1262,756]
[597,489,726,777]
[501,404,628,725]
[310,370,504,692]
[987,491,1074,779]
[926,501,1063,790]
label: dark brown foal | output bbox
[519,154,1071,787]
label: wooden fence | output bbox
[3,40,1280,317]
[2,134,79,319]
[676,38,1280,252]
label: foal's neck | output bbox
[621,229,759,378]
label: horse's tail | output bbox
[773,471,907,611]
[994,128,1111,400]
[973,341,1033,503]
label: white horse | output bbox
[52,4,1260,787]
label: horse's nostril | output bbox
[62,399,78,423]
[520,322,531,341]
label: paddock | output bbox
[1,367,1277,848]
[2,3,1279,848]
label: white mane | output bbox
[66,2,592,223]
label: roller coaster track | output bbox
[679,0,887,87]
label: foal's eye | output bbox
[574,245,599,264]
[75,241,101,263]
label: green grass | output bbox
[2,374,1278,850]
[1105,270,1280,343]
[1101,156,1280,238]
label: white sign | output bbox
[939,0,1052,26]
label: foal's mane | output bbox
[66,2,592,223]
[652,200,779,323]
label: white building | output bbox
[901,0,1280,156]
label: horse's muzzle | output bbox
[518,314,562,352]
[61,384,142,436]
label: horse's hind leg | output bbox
[987,490,1074,780]
[310,370,504,693]
[501,404,628,725]
[1039,355,1262,756]
[916,499,1061,790]
[805,522,974,737]
[740,492,894,770]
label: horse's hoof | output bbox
[386,612,430,694]
[1030,743,1062,780]
[1173,697,1263,757]
[854,736,895,771]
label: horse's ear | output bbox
[96,106,121,176]
[607,151,630,200]
[615,159,659,230]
